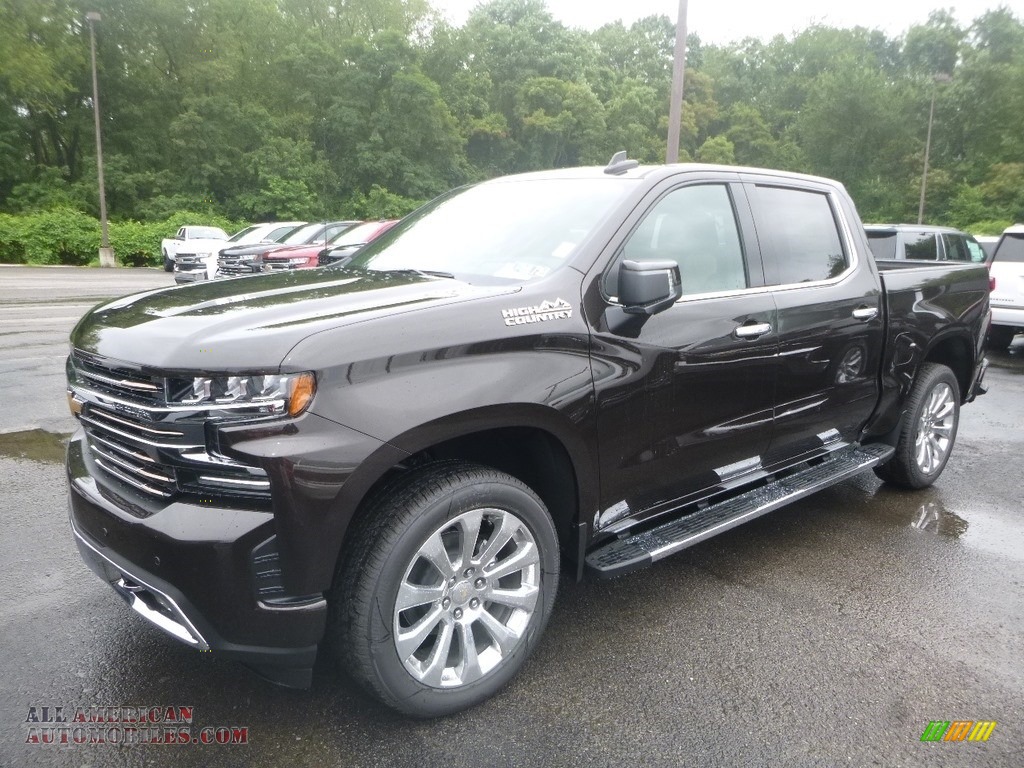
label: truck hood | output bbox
[220,242,285,258]
[71,268,520,372]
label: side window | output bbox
[752,186,848,284]
[607,184,747,297]
[963,236,986,263]
[941,234,971,262]
[902,232,938,260]
[176,228,186,240]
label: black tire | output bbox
[874,363,960,489]
[329,461,559,717]
[987,325,1016,349]
[162,250,173,272]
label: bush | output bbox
[0,208,98,265]
[0,209,247,266]
[345,185,425,219]
[965,219,1014,236]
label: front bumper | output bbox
[67,435,325,687]
[991,304,1024,330]
[173,269,209,284]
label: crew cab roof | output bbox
[493,163,849,189]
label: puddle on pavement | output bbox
[908,500,969,538]
[0,429,69,463]
[863,485,1024,562]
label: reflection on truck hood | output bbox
[71,268,520,371]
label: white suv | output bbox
[989,224,1024,348]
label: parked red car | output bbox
[257,221,362,272]
[316,220,400,267]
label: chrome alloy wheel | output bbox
[392,508,540,689]
[914,382,956,474]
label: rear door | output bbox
[743,176,884,467]
[586,174,778,528]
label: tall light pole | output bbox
[665,0,688,163]
[86,11,114,267]
[917,72,952,225]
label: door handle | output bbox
[852,306,879,321]
[734,322,772,338]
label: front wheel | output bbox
[874,362,960,489]
[330,462,559,717]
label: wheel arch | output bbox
[922,330,974,402]
[329,404,596,585]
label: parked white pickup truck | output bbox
[161,226,229,276]
[988,223,1024,348]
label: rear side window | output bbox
[866,231,897,260]
[902,232,938,260]
[964,237,987,263]
[752,186,848,284]
[994,234,1024,263]
[941,234,972,262]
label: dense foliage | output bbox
[1,0,1022,264]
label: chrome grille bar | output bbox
[79,413,200,450]
[78,368,161,392]
[87,431,159,465]
[94,457,174,498]
[89,442,176,484]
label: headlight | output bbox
[166,372,316,417]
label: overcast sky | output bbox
[430,1,1007,45]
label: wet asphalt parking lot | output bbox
[0,265,1021,767]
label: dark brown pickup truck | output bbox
[66,158,989,716]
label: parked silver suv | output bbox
[864,224,987,264]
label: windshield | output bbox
[994,233,1024,263]
[228,225,261,243]
[330,222,386,247]
[865,231,896,260]
[268,225,304,242]
[284,223,322,245]
[191,227,227,239]
[348,177,636,282]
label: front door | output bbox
[586,179,779,531]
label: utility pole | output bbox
[87,12,115,267]
[917,73,952,225]
[666,0,689,163]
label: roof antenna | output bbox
[604,151,639,175]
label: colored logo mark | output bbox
[920,721,996,742]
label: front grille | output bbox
[70,351,272,503]
[218,255,256,276]
[72,353,162,405]
[80,404,194,498]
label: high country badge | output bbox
[501,298,573,326]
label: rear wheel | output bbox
[874,363,960,489]
[987,325,1016,349]
[330,462,559,717]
